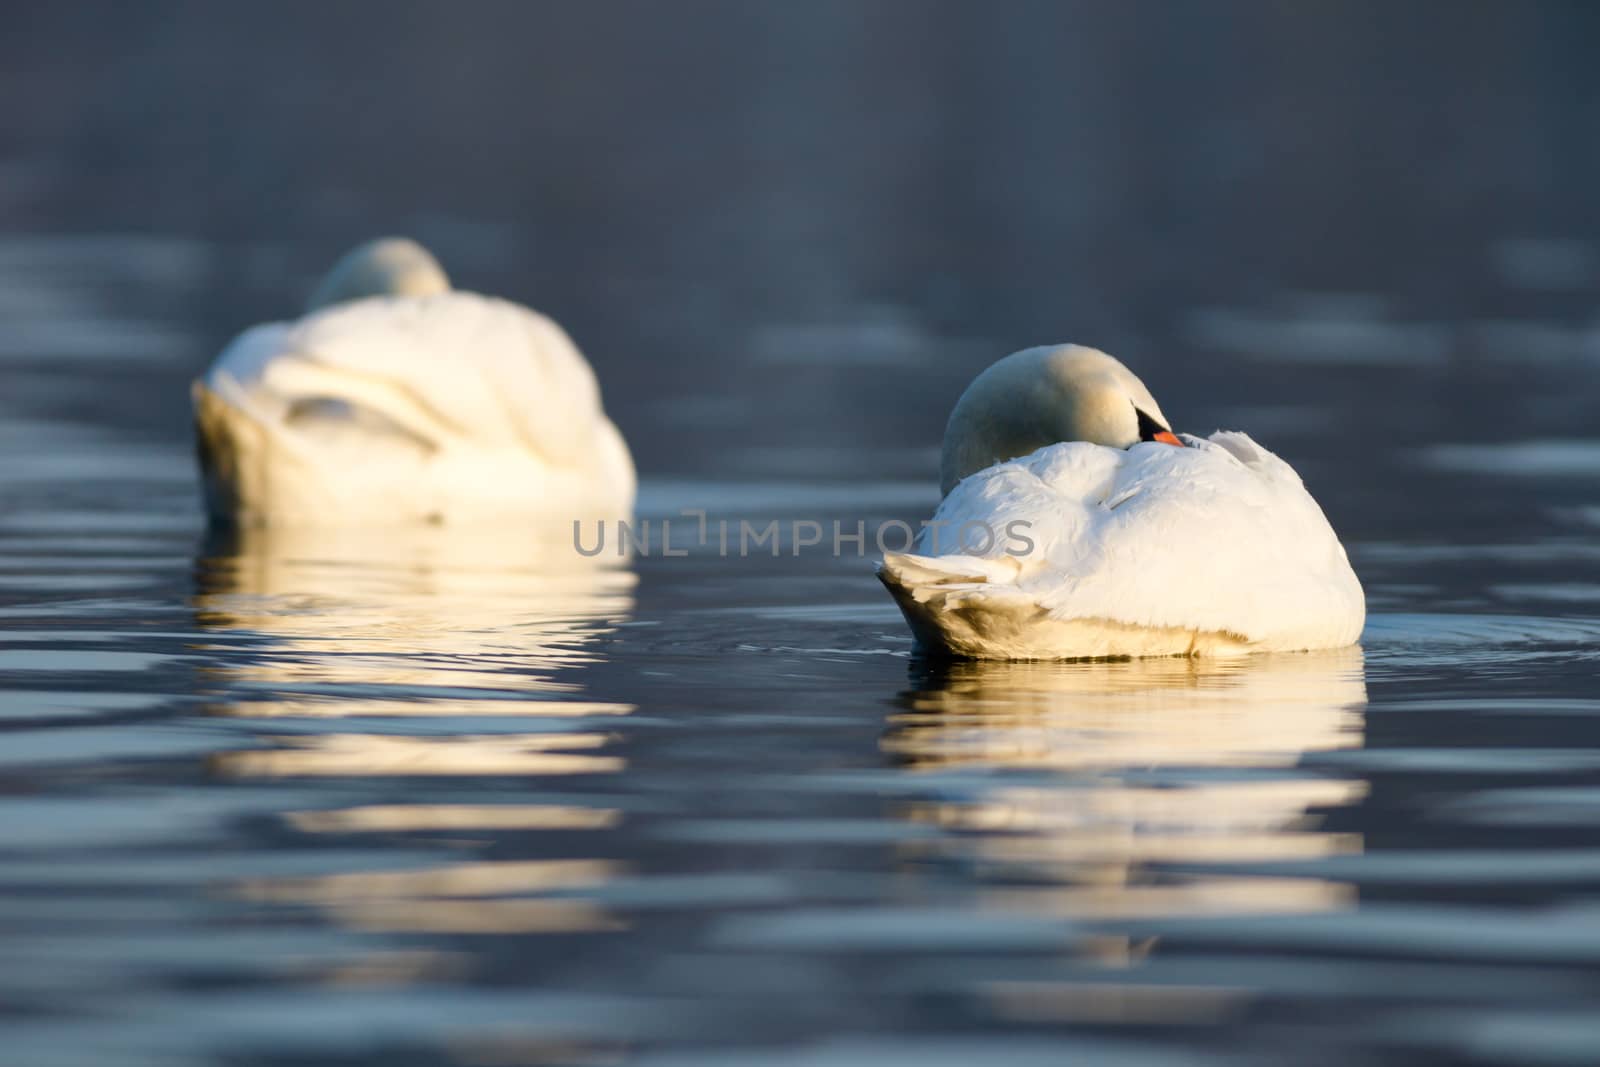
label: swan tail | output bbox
[876,552,1038,658]
[192,378,318,527]
[877,552,1251,660]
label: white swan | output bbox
[193,238,634,527]
[878,345,1364,659]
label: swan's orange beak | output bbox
[1153,431,1183,447]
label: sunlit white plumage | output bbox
[879,344,1364,659]
[193,238,634,527]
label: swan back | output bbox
[940,345,1173,495]
[197,292,634,526]
[883,432,1365,658]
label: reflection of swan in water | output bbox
[884,649,1368,924]
[192,528,633,933]
[195,525,635,715]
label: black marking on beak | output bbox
[1135,407,1173,442]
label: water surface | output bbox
[4,235,1600,1067]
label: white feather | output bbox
[879,431,1364,659]
[194,287,633,528]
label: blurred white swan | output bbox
[193,237,634,527]
[878,345,1364,659]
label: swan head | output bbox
[939,344,1181,495]
[306,237,451,311]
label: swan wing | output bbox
[880,434,1364,657]
[193,292,633,526]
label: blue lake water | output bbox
[4,234,1600,1066]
